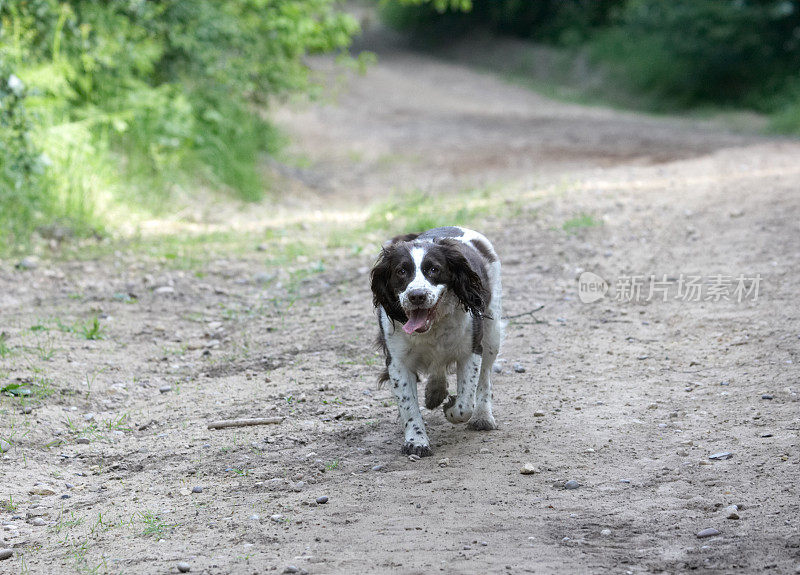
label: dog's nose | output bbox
[408,289,427,306]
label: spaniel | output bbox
[370,226,503,456]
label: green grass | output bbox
[79,317,105,341]
[562,213,600,233]
[139,511,177,538]
[0,333,11,358]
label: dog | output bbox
[370,226,503,456]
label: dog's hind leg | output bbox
[468,317,502,431]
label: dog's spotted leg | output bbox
[444,353,481,424]
[388,362,432,456]
[468,349,498,430]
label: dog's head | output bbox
[370,237,486,334]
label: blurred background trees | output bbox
[2,0,800,253]
[382,0,800,115]
[0,0,358,250]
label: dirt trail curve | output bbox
[1,19,800,575]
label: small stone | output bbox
[520,463,538,475]
[315,496,328,504]
[76,438,90,445]
[408,454,420,462]
[284,567,300,574]
[29,485,56,496]
[600,529,612,536]
[564,480,580,490]
[725,505,740,520]
[761,394,774,400]
[371,465,384,472]
[533,411,545,417]
[29,518,46,526]
[479,448,490,454]
[438,458,450,468]
[159,385,172,394]
[513,363,526,373]
[647,403,658,410]
[0,439,10,453]
[709,452,733,461]
[250,514,260,521]
[192,486,203,493]
[0,549,12,560]
[22,406,32,414]
[270,514,283,522]
[177,562,191,573]
[492,364,503,374]
[154,286,175,295]
[15,256,38,270]
[697,528,720,538]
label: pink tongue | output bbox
[402,309,429,334]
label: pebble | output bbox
[725,505,740,520]
[492,364,503,374]
[315,496,328,504]
[479,448,490,454]
[159,385,172,394]
[154,286,175,295]
[250,514,260,521]
[0,549,12,560]
[709,452,733,461]
[564,480,581,490]
[408,454,421,462]
[513,363,526,373]
[29,485,56,496]
[600,529,612,536]
[438,458,450,468]
[15,256,38,270]
[0,439,10,453]
[761,394,774,400]
[533,411,545,417]
[519,463,538,475]
[192,486,203,494]
[283,567,300,574]
[371,465,384,472]
[76,438,90,445]
[696,528,720,538]
[22,406,32,414]
[29,518,46,526]
[270,514,283,522]
[177,562,191,573]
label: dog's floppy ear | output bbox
[370,246,408,324]
[439,241,486,319]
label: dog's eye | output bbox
[397,267,407,276]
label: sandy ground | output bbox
[1,20,800,575]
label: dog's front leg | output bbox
[388,361,431,456]
[444,353,481,424]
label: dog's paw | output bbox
[443,395,473,424]
[402,442,433,457]
[425,382,448,410]
[467,416,498,431]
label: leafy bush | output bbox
[0,0,359,252]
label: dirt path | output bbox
[2,22,800,575]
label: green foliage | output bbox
[591,0,800,108]
[381,0,621,45]
[0,0,359,251]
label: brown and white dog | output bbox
[370,226,503,456]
